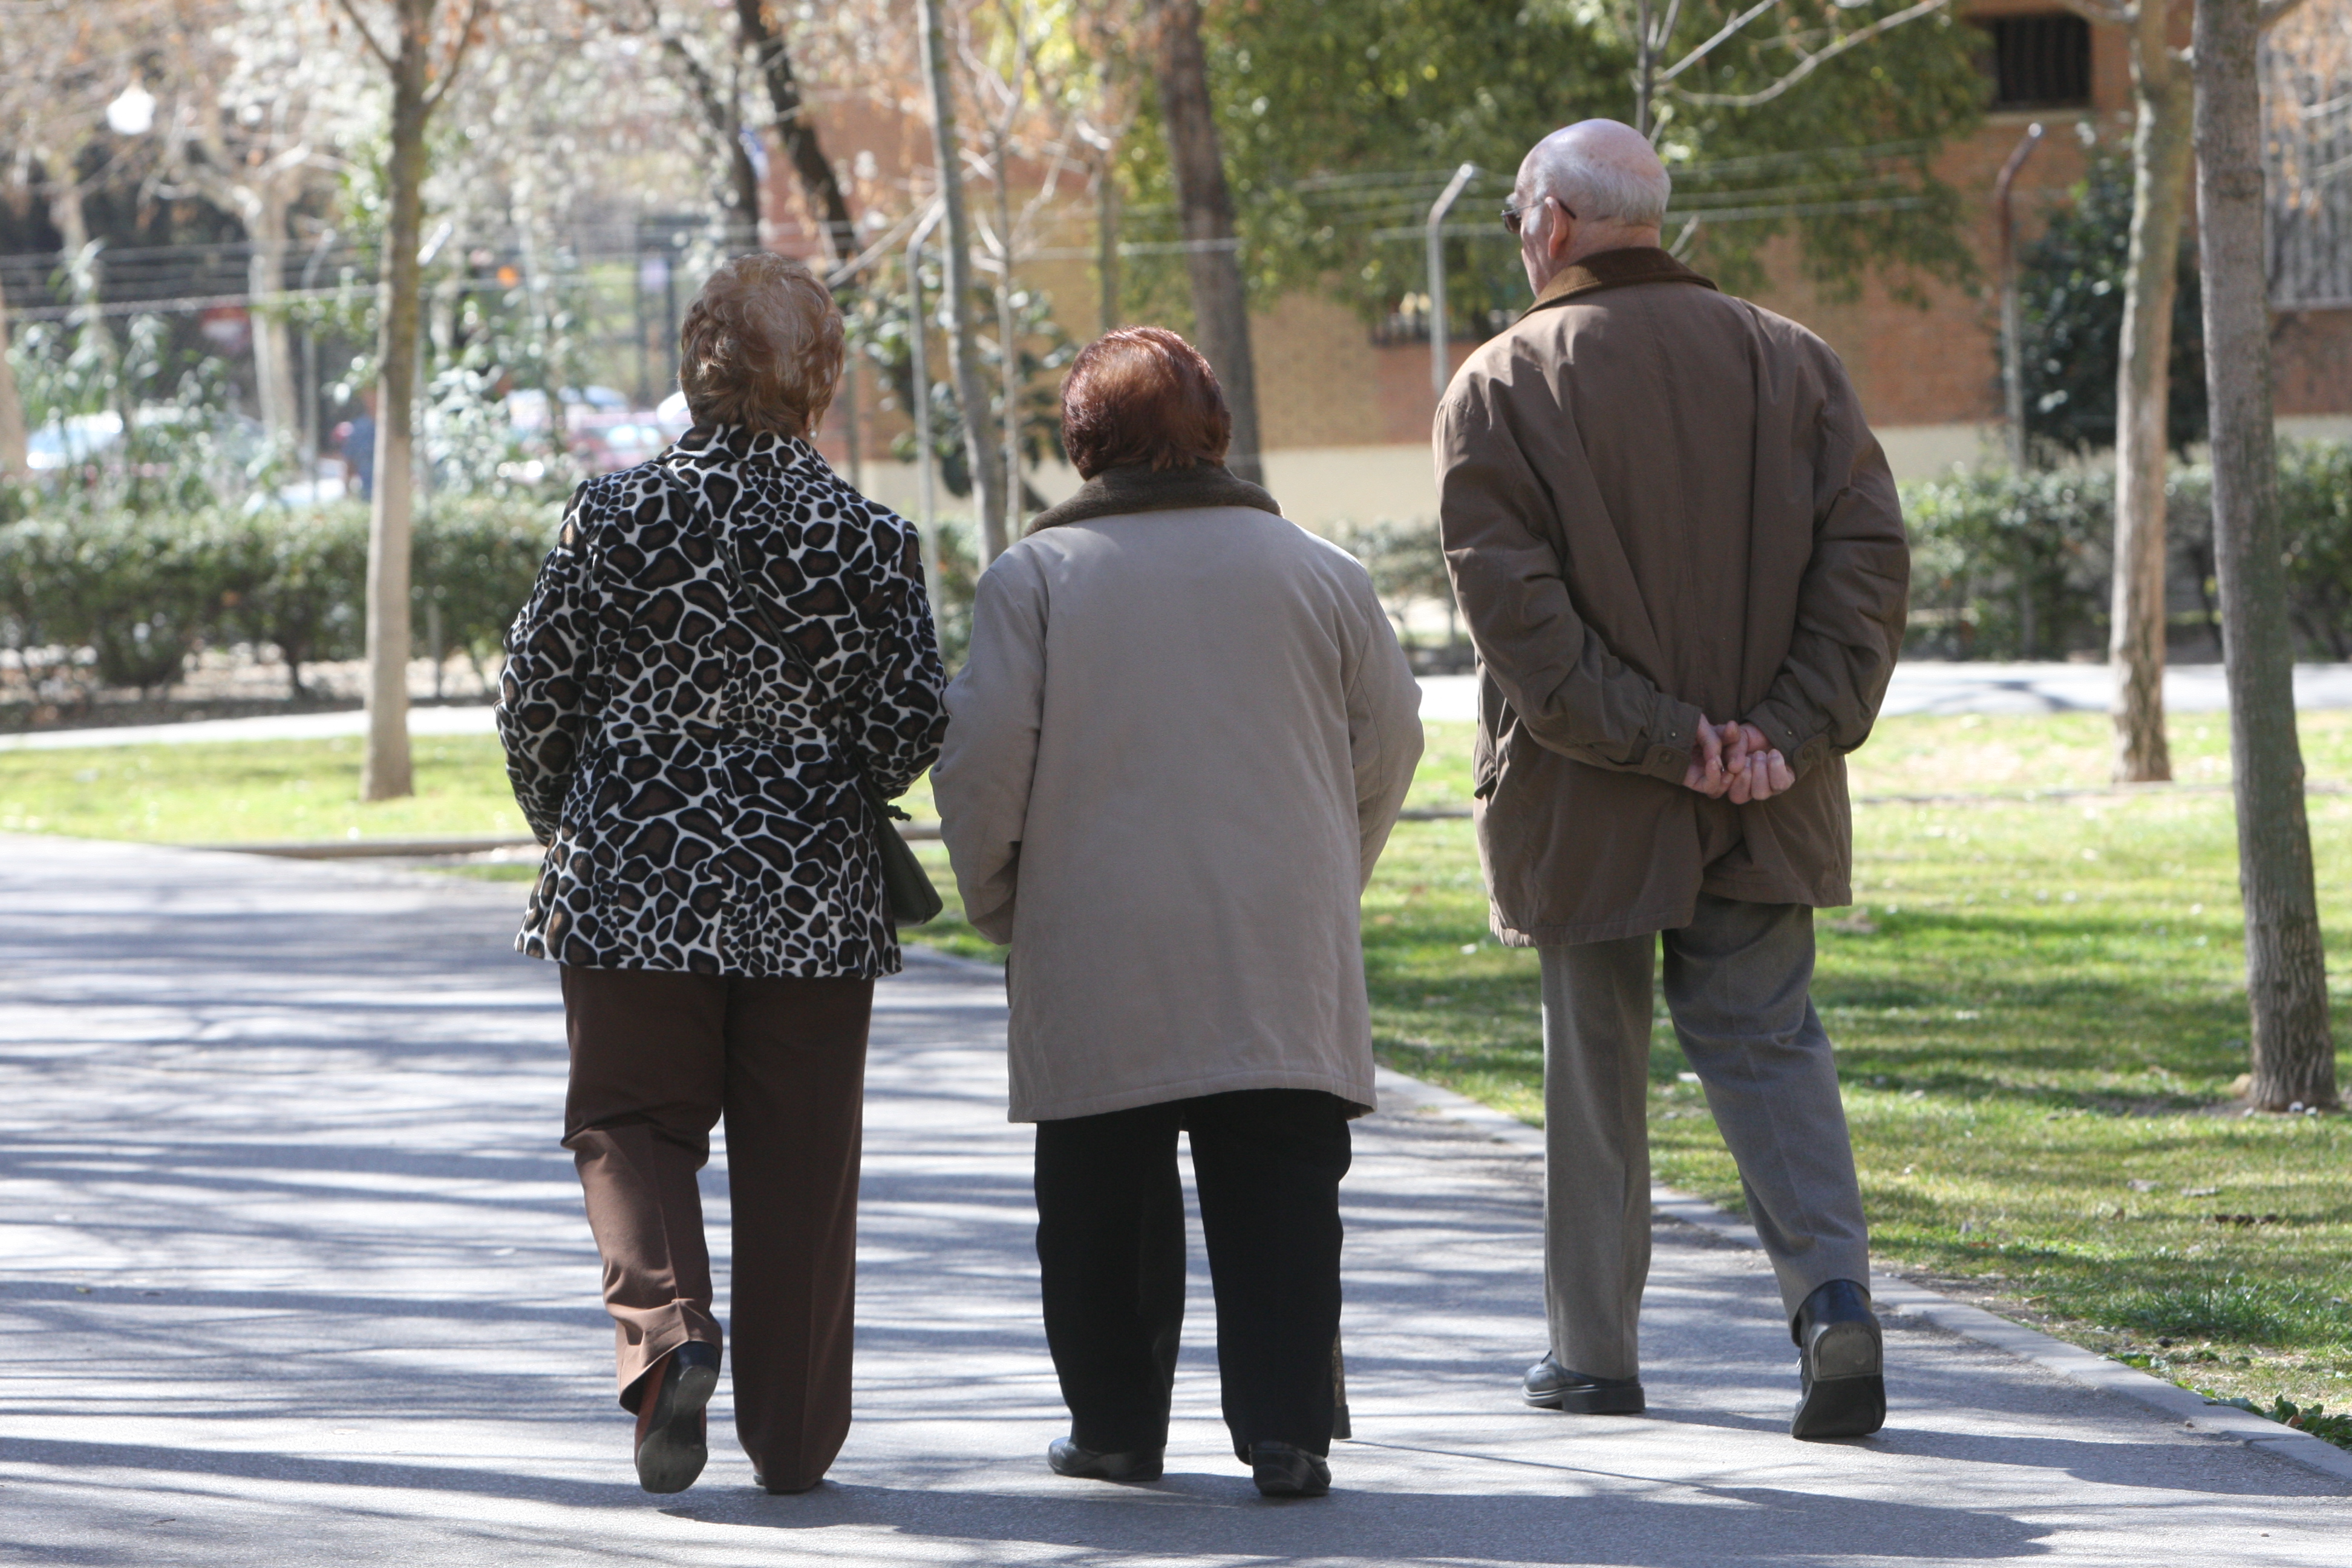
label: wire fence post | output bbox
[1426,162,1478,402]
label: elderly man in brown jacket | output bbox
[1437,120,1909,1442]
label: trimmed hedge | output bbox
[0,497,559,697]
[1901,442,2352,661]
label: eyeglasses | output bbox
[1501,195,1576,237]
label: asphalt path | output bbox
[2,836,2344,1565]
[11,664,2352,752]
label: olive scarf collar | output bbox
[1026,461,1282,531]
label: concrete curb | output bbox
[1369,1065,2352,1488]
[203,823,947,860]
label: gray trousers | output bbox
[1541,893,1870,1380]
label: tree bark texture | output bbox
[248,195,299,445]
[736,0,856,263]
[2106,1,2192,783]
[41,157,107,345]
[362,1,437,803]
[2194,0,2339,1109]
[917,0,1008,563]
[0,278,26,474]
[1098,158,1121,334]
[1147,0,1263,485]
[648,20,761,243]
[995,145,1024,536]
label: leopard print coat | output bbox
[496,423,946,979]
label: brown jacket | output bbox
[1436,247,1907,946]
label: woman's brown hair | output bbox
[1060,327,1231,479]
[677,252,844,437]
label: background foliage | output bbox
[2009,143,2209,461]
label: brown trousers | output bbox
[560,964,872,1492]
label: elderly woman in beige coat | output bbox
[934,327,1422,1500]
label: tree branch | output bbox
[332,0,396,69]
[421,0,491,115]
[1656,0,1786,88]
[1670,0,1956,109]
[2258,0,2312,30]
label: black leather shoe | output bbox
[633,1341,721,1494]
[1523,1353,1645,1414]
[1791,1279,1886,1440]
[1248,1441,1331,1498]
[1048,1437,1165,1483]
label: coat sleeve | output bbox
[495,487,598,846]
[1344,571,1425,890]
[1436,370,1704,785]
[834,503,948,799]
[932,549,1046,945]
[1740,353,1911,778]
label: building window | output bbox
[1987,13,2092,109]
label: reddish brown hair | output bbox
[677,252,844,437]
[1060,327,1231,479]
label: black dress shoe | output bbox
[1523,1353,1645,1414]
[1047,1436,1165,1483]
[633,1341,721,1494]
[1248,1441,1330,1498]
[1791,1279,1886,1440]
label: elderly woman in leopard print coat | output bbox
[496,252,944,1500]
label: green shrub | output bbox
[1900,443,2348,662]
[209,505,373,696]
[0,494,561,700]
[0,511,224,690]
[1900,466,2114,659]
[2278,440,2352,659]
[413,495,561,677]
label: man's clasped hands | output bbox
[1681,717,1797,803]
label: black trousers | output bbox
[1033,1088,1353,1462]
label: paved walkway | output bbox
[2,837,2344,1565]
[11,663,2352,751]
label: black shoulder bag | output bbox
[656,460,943,927]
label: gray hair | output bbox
[1526,140,1671,227]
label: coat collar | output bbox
[670,422,820,472]
[1027,462,1283,531]
[1524,246,1717,316]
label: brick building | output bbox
[803,8,2352,532]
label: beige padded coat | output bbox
[933,487,1423,1123]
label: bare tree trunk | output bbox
[2107,2,2192,783]
[1097,156,1120,334]
[0,276,25,474]
[735,0,855,261]
[917,0,1007,563]
[249,190,300,446]
[647,16,762,241]
[994,148,1023,537]
[362,4,438,803]
[1146,0,1263,485]
[41,159,108,351]
[2195,0,2338,1110]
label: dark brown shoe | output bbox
[633,1342,720,1494]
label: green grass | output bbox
[1370,716,2352,1425]
[0,734,529,844]
[4,710,2348,1425]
